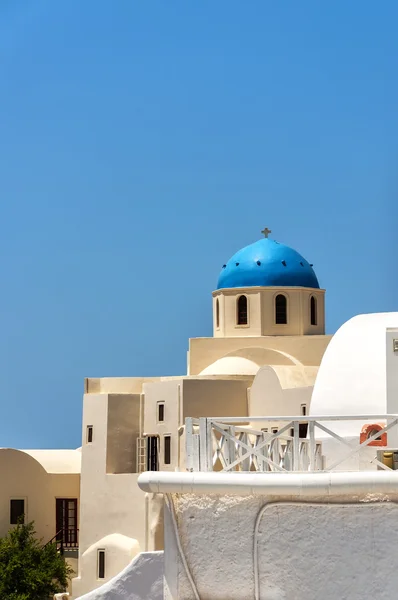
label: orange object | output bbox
[360,423,387,447]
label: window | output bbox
[301,405,307,416]
[86,425,93,443]
[146,436,159,471]
[157,402,165,423]
[271,428,278,435]
[10,499,25,524]
[299,423,308,438]
[98,550,105,579]
[164,435,171,465]
[310,296,317,326]
[216,298,220,329]
[237,295,248,325]
[275,294,287,324]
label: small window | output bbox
[237,295,248,325]
[301,405,307,416]
[216,298,220,329]
[10,499,25,525]
[271,428,278,435]
[310,296,317,326]
[157,403,165,423]
[98,550,105,579]
[275,294,287,324]
[86,425,93,443]
[299,423,308,438]
[164,435,171,465]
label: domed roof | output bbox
[217,230,319,290]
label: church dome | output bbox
[217,230,319,290]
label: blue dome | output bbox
[217,237,319,290]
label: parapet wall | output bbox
[164,492,398,600]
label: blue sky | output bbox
[0,1,397,448]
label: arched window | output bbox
[275,294,287,324]
[237,295,248,325]
[216,298,220,329]
[310,296,317,326]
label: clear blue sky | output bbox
[0,1,397,448]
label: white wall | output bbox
[311,313,398,437]
[73,394,146,598]
[164,493,398,600]
[75,551,163,600]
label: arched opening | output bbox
[359,423,387,447]
[275,294,287,324]
[216,298,220,329]
[310,296,317,325]
[237,295,248,325]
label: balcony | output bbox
[185,414,398,473]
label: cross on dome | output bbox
[261,227,272,238]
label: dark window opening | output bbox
[158,403,164,423]
[299,423,308,438]
[310,296,317,325]
[164,435,171,465]
[10,499,24,525]
[87,425,93,443]
[237,295,248,325]
[146,436,158,471]
[301,405,307,416]
[98,550,105,579]
[275,294,287,324]
[216,298,220,328]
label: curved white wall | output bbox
[75,551,163,600]
[311,313,398,437]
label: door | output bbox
[146,436,159,471]
[56,499,78,547]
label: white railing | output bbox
[185,415,398,473]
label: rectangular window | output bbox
[146,436,159,471]
[301,405,307,416]
[164,435,171,465]
[98,550,105,579]
[10,499,25,524]
[271,428,278,435]
[86,425,93,443]
[157,403,165,423]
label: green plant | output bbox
[0,519,73,600]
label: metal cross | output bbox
[261,227,272,238]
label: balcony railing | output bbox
[45,528,79,554]
[185,415,398,473]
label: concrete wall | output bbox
[311,313,398,438]
[73,394,146,599]
[164,493,398,600]
[75,551,163,600]
[212,287,325,338]
[249,365,313,431]
[188,334,331,375]
[0,449,79,543]
[106,394,141,474]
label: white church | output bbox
[1,229,398,600]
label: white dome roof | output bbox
[311,312,398,437]
[199,356,260,376]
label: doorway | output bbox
[56,498,78,548]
